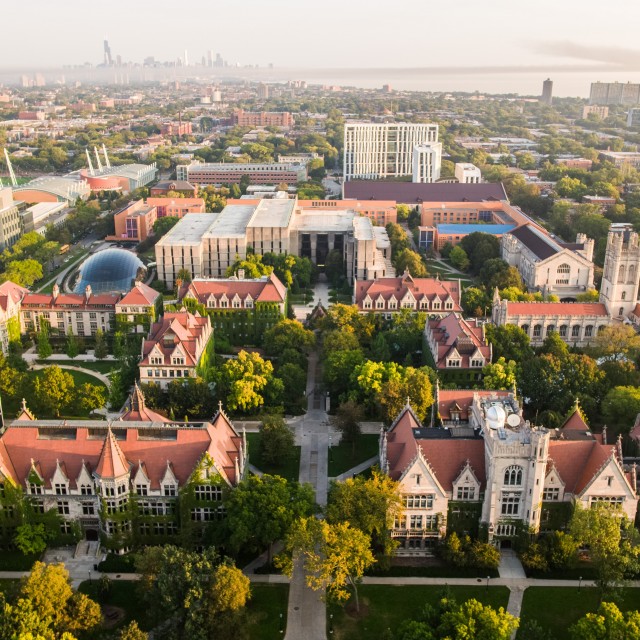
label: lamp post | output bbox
[578,576,583,592]
[486,575,490,593]
[330,613,334,635]
[279,613,283,635]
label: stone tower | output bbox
[600,224,640,318]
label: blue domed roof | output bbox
[74,249,147,294]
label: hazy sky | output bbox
[5,0,640,71]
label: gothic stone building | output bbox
[0,400,247,551]
[380,394,637,553]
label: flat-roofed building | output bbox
[80,163,157,193]
[0,188,22,249]
[12,176,91,205]
[231,109,293,127]
[599,151,640,169]
[145,197,205,219]
[176,162,307,186]
[155,199,394,288]
[21,201,68,235]
[110,199,157,243]
[454,163,482,184]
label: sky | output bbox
[3,0,640,94]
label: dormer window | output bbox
[388,298,397,310]
[54,483,68,495]
[80,484,93,495]
[29,483,43,495]
[172,356,185,365]
[420,300,428,309]
[433,300,441,310]
[245,298,253,309]
[164,484,177,497]
[471,359,484,367]
[135,484,148,496]
[151,356,163,365]
[232,296,241,309]
[376,298,385,309]
[447,359,461,367]
[207,297,216,308]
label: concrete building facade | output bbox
[176,162,307,186]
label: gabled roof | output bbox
[354,273,461,311]
[95,428,130,479]
[0,280,28,314]
[508,224,561,260]
[426,313,491,369]
[182,273,287,306]
[117,281,161,307]
[560,403,590,433]
[121,383,169,423]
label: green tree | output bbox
[37,322,53,359]
[379,366,434,424]
[485,324,533,363]
[449,245,470,271]
[326,468,402,558]
[479,259,523,291]
[224,475,315,564]
[438,598,518,640]
[459,232,501,274]
[263,319,315,356]
[2,258,43,287]
[277,362,307,410]
[482,357,517,390]
[93,329,108,359]
[217,350,276,413]
[593,324,640,362]
[65,329,80,359]
[394,248,428,277]
[118,620,149,640]
[76,383,107,414]
[570,503,640,598]
[278,517,375,613]
[259,415,295,467]
[209,563,251,616]
[461,287,491,317]
[153,216,180,237]
[570,601,640,640]
[330,400,363,454]
[14,523,51,555]
[602,386,640,434]
[33,366,75,417]
[325,249,345,286]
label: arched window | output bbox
[546,325,555,336]
[556,263,570,285]
[533,324,542,338]
[628,265,636,284]
[559,325,568,337]
[584,325,593,338]
[618,265,626,283]
[571,325,581,338]
[521,324,530,335]
[620,307,625,316]
[504,466,523,486]
[598,325,607,334]
[622,291,627,300]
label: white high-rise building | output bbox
[412,143,442,183]
[343,123,439,182]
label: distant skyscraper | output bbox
[207,50,213,67]
[541,78,553,105]
[184,50,189,67]
[103,39,112,66]
[257,83,269,100]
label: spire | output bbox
[616,434,623,464]
[95,427,130,479]
[131,381,145,413]
[602,425,608,445]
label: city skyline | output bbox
[3,0,640,76]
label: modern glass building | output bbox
[74,249,146,294]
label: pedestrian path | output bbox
[333,455,379,481]
[30,363,111,387]
[499,549,527,579]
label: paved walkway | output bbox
[284,346,329,640]
[498,549,527,579]
[333,455,379,481]
[291,275,331,322]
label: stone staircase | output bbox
[74,540,101,559]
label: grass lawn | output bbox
[66,369,108,388]
[328,434,379,477]
[246,432,301,482]
[36,359,119,375]
[329,585,510,640]
[519,587,640,638]
[78,580,160,631]
[367,564,499,579]
[0,549,40,571]
[246,584,289,639]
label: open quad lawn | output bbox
[36,359,120,374]
[328,585,510,640]
[78,580,287,638]
[246,432,301,482]
[328,434,379,477]
[518,586,640,639]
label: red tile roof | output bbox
[95,428,130,478]
[426,313,491,369]
[121,383,169,423]
[0,281,27,313]
[355,272,460,311]
[117,281,161,307]
[22,288,120,310]
[560,406,590,432]
[2,412,245,488]
[140,312,212,368]
[505,302,608,316]
[438,389,510,422]
[183,273,287,306]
